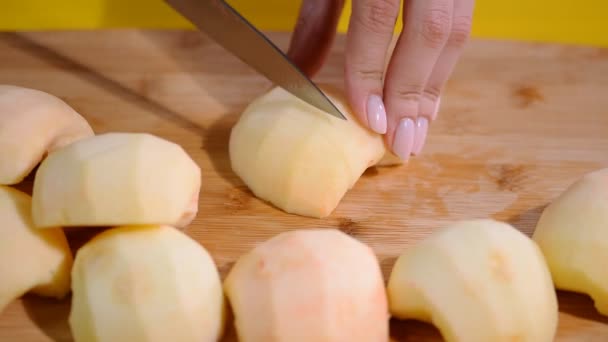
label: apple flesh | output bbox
[532,168,608,315]
[69,225,226,342]
[0,186,72,312]
[0,85,94,185]
[229,86,400,218]
[388,219,558,342]
[32,132,201,229]
[224,229,389,342]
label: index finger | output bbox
[345,0,401,134]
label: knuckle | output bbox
[352,66,385,82]
[391,85,422,103]
[448,15,473,48]
[356,0,400,34]
[419,7,452,48]
[423,86,441,101]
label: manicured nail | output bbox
[392,118,415,161]
[412,117,429,155]
[366,94,387,134]
[432,97,442,120]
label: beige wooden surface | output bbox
[0,30,607,341]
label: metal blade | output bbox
[164,0,346,120]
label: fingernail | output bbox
[412,117,429,155]
[432,97,442,120]
[392,118,415,161]
[366,94,387,134]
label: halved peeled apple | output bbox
[69,225,226,342]
[388,219,558,342]
[32,132,201,228]
[229,86,401,218]
[0,186,72,312]
[224,229,389,342]
[533,168,608,315]
[0,85,94,185]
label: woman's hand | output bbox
[287,0,475,160]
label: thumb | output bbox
[287,0,345,77]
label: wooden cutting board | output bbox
[0,30,607,341]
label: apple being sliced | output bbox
[0,186,72,312]
[224,229,389,342]
[388,219,558,342]
[533,168,608,315]
[69,225,226,342]
[0,84,94,185]
[32,132,201,229]
[229,86,401,218]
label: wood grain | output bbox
[0,30,607,341]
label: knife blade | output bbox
[164,0,346,120]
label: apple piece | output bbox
[388,219,558,342]
[0,186,72,312]
[532,168,608,315]
[229,86,401,218]
[69,225,226,342]
[0,84,94,185]
[31,132,201,229]
[224,229,389,342]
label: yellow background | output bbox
[2,0,607,47]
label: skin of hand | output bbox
[287,0,475,161]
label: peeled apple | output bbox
[224,229,389,342]
[0,186,72,312]
[532,168,608,315]
[387,219,558,342]
[69,225,226,342]
[229,86,401,218]
[0,84,94,185]
[32,132,201,229]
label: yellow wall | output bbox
[3,0,607,47]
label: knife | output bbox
[164,0,346,120]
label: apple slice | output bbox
[224,229,389,342]
[0,84,94,185]
[388,219,558,342]
[69,225,226,342]
[229,86,401,218]
[533,168,608,315]
[32,132,201,229]
[0,186,72,312]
